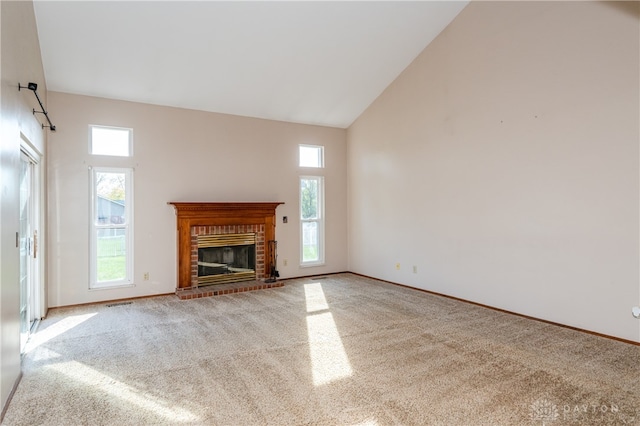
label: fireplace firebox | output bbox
[197,233,256,285]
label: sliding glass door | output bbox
[19,149,39,353]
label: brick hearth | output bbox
[175,280,284,300]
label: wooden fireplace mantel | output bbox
[168,202,284,289]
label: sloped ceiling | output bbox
[34,1,468,128]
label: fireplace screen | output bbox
[197,233,256,285]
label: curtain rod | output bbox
[19,82,56,132]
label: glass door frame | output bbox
[19,139,43,353]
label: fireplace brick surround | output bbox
[168,202,284,299]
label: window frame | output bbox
[89,125,133,157]
[89,166,134,289]
[299,175,325,267]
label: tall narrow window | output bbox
[90,167,133,288]
[300,176,324,266]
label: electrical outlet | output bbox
[413,265,417,274]
[395,263,400,270]
[283,259,288,267]
[144,272,150,281]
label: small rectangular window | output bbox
[300,176,324,265]
[90,167,133,288]
[299,144,324,168]
[90,125,132,157]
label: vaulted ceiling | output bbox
[34,1,468,128]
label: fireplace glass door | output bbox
[197,233,256,285]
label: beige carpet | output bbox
[2,273,639,425]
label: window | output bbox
[300,176,324,266]
[90,167,133,288]
[90,125,132,157]
[299,144,324,168]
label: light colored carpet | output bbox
[2,273,639,425]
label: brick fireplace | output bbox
[168,202,284,299]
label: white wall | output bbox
[348,2,640,342]
[0,0,48,413]
[47,93,347,307]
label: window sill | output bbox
[89,283,135,291]
[299,262,325,268]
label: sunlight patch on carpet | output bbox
[305,282,353,386]
[46,361,200,423]
[306,312,353,386]
[351,420,379,426]
[24,313,97,353]
[304,282,329,312]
